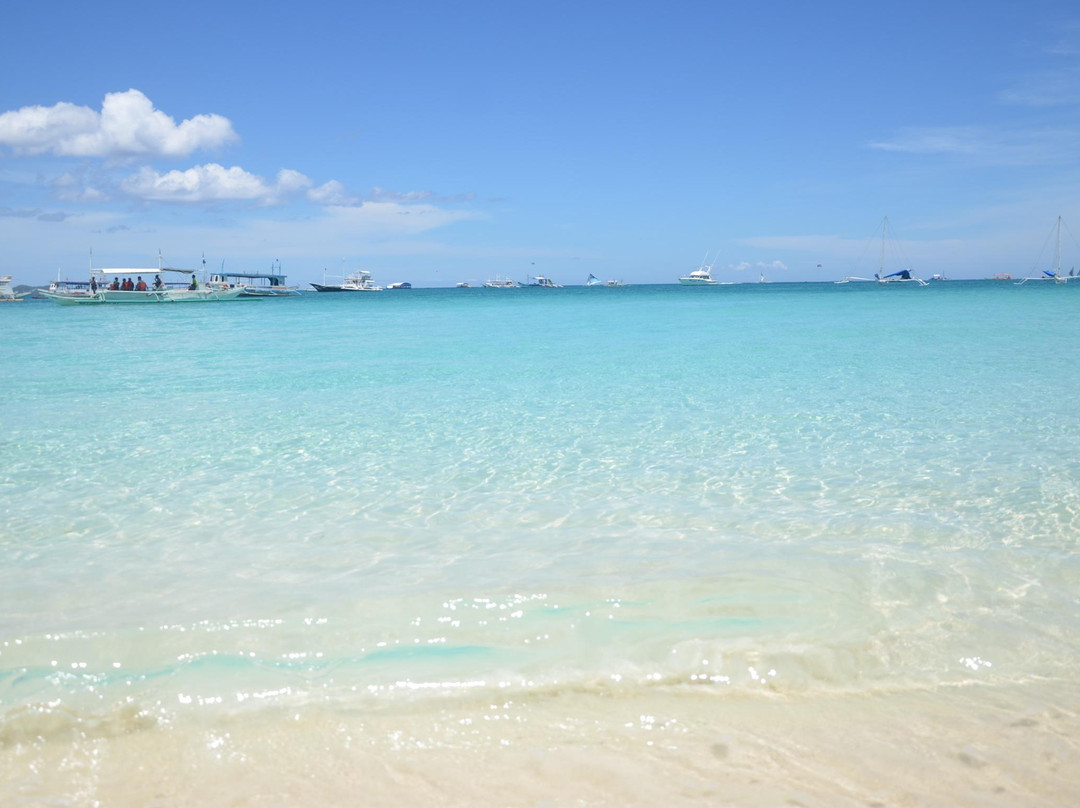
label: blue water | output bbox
[2,282,1079,804]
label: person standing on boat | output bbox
[90,276,97,293]
[153,275,164,290]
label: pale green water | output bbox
[2,282,1079,805]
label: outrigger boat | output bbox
[207,260,300,296]
[1016,216,1077,285]
[522,275,562,288]
[585,273,626,287]
[834,216,928,286]
[40,254,245,305]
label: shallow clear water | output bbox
[2,282,1079,805]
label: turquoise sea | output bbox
[2,282,1079,805]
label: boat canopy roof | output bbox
[213,272,287,282]
[92,267,194,276]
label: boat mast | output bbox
[880,216,888,279]
[1055,215,1062,277]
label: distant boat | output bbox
[523,275,562,288]
[586,273,625,287]
[387,282,412,290]
[834,217,928,286]
[310,269,383,292]
[208,260,300,297]
[456,281,473,288]
[1015,216,1077,285]
[482,276,518,288]
[0,275,27,302]
[678,253,720,285]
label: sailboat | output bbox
[1016,216,1077,285]
[585,273,625,287]
[835,216,928,286]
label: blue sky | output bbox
[2,0,1080,286]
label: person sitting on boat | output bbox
[124,277,134,291]
[110,278,120,291]
[135,276,147,291]
[188,276,198,290]
[153,275,164,290]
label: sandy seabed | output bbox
[2,682,1077,807]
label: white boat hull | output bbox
[678,277,718,285]
[41,288,246,305]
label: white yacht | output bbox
[678,267,719,285]
[678,252,721,285]
[310,269,383,292]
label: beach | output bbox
[2,282,1079,805]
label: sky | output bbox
[2,0,1080,286]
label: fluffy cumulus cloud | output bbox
[307,179,360,206]
[121,164,312,203]
[0,89,237,158]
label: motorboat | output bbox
[482,276,518,288]
[40,255,246,304]
[0,275,27,302]
[678,267,719,285]
[456,282,473,288]
[679,253,720,285]
[208,260,300,296]
[310,269,383,292]
[387,282,412,290]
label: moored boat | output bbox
[310,269,383,292]
[522,275,562,288]
[208,260,300,296]
[0,275,27,302]
[40,255,245,305]
[1015,216,1077,285]
[482,276,518,288]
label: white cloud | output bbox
[120,163,313,204]
[0,89,237,158]
[308,179,360,205]
[276,169,313,194]
[868,126,983,155]
[317,200,478,237]
[998,67,1080,107]
[868,125,1080,166]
